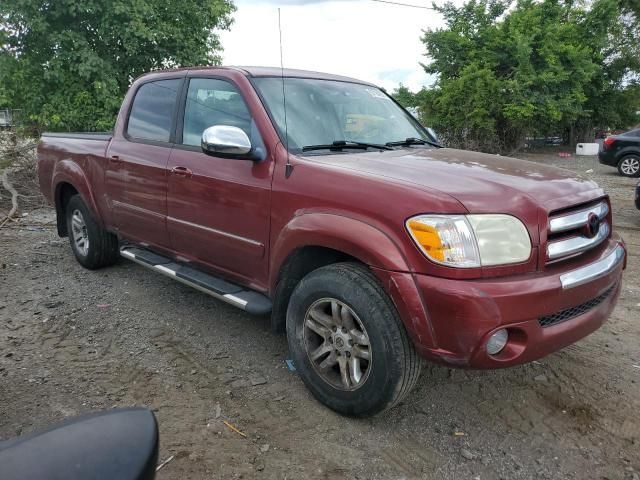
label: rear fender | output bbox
[618,147,640,160]
[52,159,102,234]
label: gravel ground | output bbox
[1,152,639,480]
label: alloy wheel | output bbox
[620,156,640,176]
[71,209,90,257]
[303,298,372,391]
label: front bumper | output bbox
[374,237,625,368]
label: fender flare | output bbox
[51,159,102,234]
[270,212,409,290]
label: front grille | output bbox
[546,199,610,263]
[538,285,615,328]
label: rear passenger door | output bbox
[106,77,183,249]
[166,76,274,287]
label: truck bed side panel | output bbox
[37,135,112,227]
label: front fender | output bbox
[270,212,437,349]
[270,213,409,288]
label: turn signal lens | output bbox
[406,215,481,267]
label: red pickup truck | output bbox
[38,66,626,416]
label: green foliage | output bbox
[416,0,640,153]
[392,84,418,108]
[0,0,235,131]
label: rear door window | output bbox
[127,79,181,142]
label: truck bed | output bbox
[37,132,112,209]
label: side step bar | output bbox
[120,247,272,315]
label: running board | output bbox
[120,247,272,315]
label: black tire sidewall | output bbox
[66,195,107,269]
[286,264,408,416]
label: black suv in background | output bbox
[599,128,640,177]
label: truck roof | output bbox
[137,66,375,86]
[233,66,373,85]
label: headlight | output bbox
[407,214,531,268]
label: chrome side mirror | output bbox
[201,125,252,157]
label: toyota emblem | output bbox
[586,213,600,238]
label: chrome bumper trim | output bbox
[560,245,625,289]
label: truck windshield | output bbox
[252,77,432,154]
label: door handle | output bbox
[171,166,193,178]
[109,155,122,164]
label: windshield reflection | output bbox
[253,77,430,153]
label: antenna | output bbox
[278,8,293,178]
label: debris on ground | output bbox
[155,455,175,472]
[250,376,267,386]
[460,448,476,460]
[223,420,247,438]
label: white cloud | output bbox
[219,0,462,92]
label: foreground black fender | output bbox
[0,408,158,480]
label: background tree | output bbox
[392,84,419,107]
[413,0,639,153]
[0,0,235,131]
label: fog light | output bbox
[486,329,508,355]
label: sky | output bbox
[219,0,465,92]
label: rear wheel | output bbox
[286,262,421,416]
[617,155,640,177]
[66,195,119,269]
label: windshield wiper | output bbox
[385,137,440,148]
[302,140,393,152]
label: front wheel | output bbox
[617,155,640,177]
[286,262,421,416]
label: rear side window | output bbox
[127,79,181,142]
[182,78,252,146]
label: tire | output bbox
[617,154,640,177]
[66,194,119,269]
[286,262,421,416]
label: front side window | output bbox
[127,79,181,142]
[182,78,252,147]
[253,77,430,153]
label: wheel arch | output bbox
[52,160,101,237]
[54,182,79,236]
[269,213,411,332]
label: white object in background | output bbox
[576,143,599,155]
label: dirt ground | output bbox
[1,151,639,480]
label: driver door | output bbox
[166,76,274,286]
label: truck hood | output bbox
[308,147,604,214]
